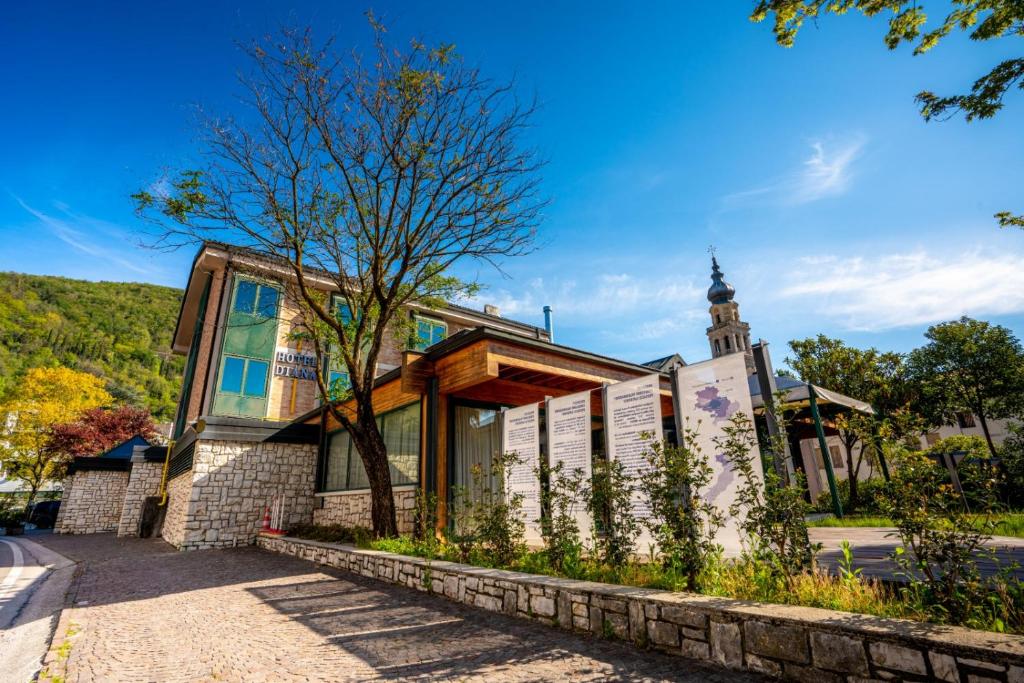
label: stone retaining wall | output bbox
[313,487,417,533]
[117,456,165,537]
[259,534,1024,683]
[161,439,317,550]
[55,469,129,534]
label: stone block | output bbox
[868,642,927,675]
[784,662,842,683]
[647,620,679,648]
[681,638,711,660]
[710,621,742,669]
[531,595,556,618]
[474,593,502,612]
[745,653,782,677]
[929,652,959,683]
[744,621,809,664]
[660,605,706,629]
[811,631,869,675]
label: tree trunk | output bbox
[977,412,998,457]
[348,398,398,538]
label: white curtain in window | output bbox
[452,405,501,503]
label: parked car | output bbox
[26,500,61,529]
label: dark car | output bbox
[27,500,61,529]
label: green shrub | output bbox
[639,432,723,591]
[717,407,818,586]
[999,422,1024,508]
[449,451,526,567]
[536,459,585,575]
[585,457,639,567]
[815,476,888,515]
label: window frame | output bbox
[218,355,271,398]
[319,400,422,493]
[231,276,281,320]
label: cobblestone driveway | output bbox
[36,534,761,682]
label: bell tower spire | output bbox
[705,253,754,374]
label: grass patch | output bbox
[808,512,1024,539]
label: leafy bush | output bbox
[536,460,585,575]
[815,476,888,515]
[718,410,818,586]
[585,456,640,567]
[450,451,526,567]
[998,422,1024,508]
[880,448,1016,629]
[925,435,1000,511]
[638,433,723,591]
[287,523,370,545]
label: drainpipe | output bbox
[543,305,554,342]
[158,439,174,506]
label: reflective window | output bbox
[220,356,245,393]
[413,316,447,351]
[243,360,269,396]
[256,286,279,318]
[322,401,420,491]
[233,280,258,314]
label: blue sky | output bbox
[2,1,1022,367]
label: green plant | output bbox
[717,404,818,587]
[638,431,724,591]
[881,447,1006,626]
[585,457,639,567]
[536,459,586,575]
[450,451,527,567]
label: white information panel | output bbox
[546,391,594,545]
[603,373,663,553]
[501,403,543,545]
[674,353,761,556]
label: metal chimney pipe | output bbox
[543,305,554,342]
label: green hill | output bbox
[0,272,185,419]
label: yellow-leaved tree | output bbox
[0,367,111,509]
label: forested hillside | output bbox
[0,273,184,419]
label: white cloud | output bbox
[12,196,149,274]
[778,249,1024,330]
[722,135,865,208]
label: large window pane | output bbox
[320,402,421,491]
[324,430,352,491]
[256,285,279,318]
[234,280,257,314]
[452,405,500,503]
[220,356,245,393]
[243,360,269,397]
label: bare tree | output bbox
[134,19,544,536]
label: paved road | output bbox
[810,527,1024,580]
[0,534,75,683]
[34,534,761,683]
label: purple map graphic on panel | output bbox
[693,385,739,423]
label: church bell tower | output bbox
[705,255,755,374]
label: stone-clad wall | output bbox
[116,458,165,537]
[166,439,318,551]
[260,535,1024,682]
[313,487,417,533]
[160,472,193,548]
[55,470,130,534]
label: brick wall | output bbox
[313,487,417,533]
[55,469,129,534]
[260,535,1024,682]
[161,439,318,551]
[116,458,165,537]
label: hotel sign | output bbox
[273,348,319,380]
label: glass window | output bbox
[328,370,350,391]
[234,280,258,314]
[243,360,269,396]
[335,299,353,325]
[413,316,447,351]
[256,286,279,318]
[452,404,501,503]
[220,356,245,393]
[322,401,421,491]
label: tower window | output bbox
[716,313,721,324]
[725,336,732,351]
[714,339,721,356]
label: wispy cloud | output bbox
[722,135,866,209]
[12,196,149,274]
[778,249,1024,331]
